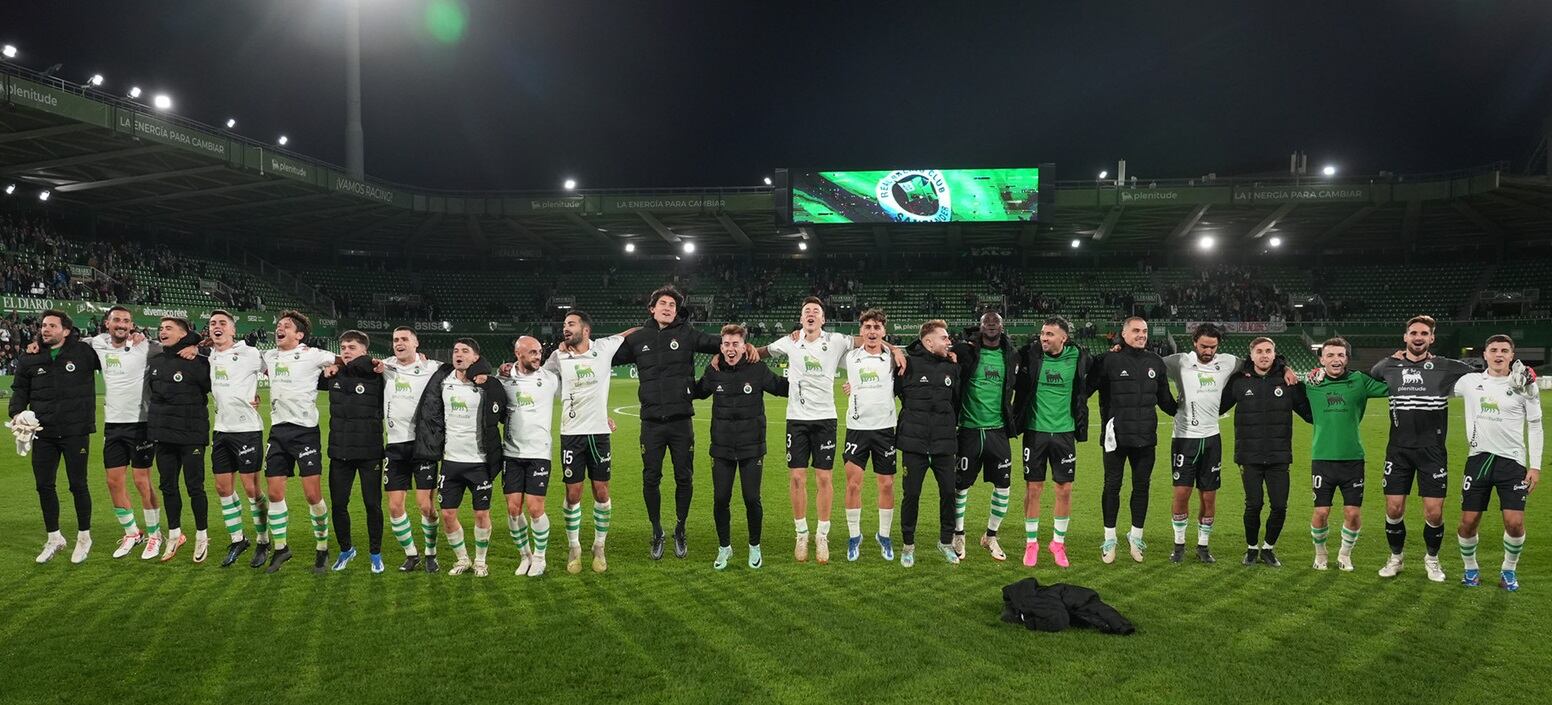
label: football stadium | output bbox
[2,3,1551,704]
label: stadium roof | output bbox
[4,63,1549,259]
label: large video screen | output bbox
[790,168,1039,223]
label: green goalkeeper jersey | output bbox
[1304,370,1390,461]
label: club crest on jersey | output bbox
[743,382,753,394]
[1273,387,1283,397]
[355,383,365,394]
[669,339,680,351]
[173,371,184,382]
[944,375,953,386]
[65,361,77,372]
[1147,368,1156,379]
[1423,361,1434,370]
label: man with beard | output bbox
[414,339,507,577]
[1011,316,1091,568]
[90,306,165,560]
[894,320,963,567]
[501,336,561,577]
[951,311,1019,562]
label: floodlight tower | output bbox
[345,0,365,180]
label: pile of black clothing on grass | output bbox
[1000,578,1135,635]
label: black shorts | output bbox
[956,427,1013,489]
[211,431,263,474]
[264,423,324,478]
[1022,430,1077,484]
[1461,454,1529,513]
[438,461,493,511]
[1383,445,1448,498]
[843,429,897,475]
[102,422,155,470]
[1170,436,1223,491]
[1312,460,1366,508]
[561,434,612,484]
[786,419,838,470]
[384,441,437,491]
[502,458,552,497]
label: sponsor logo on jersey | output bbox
[106,354,122,369]
[859,368,880,384]
[215,368,230,381]
[449,397,470,412]
[274,362,290,377]
[820,440,836,451]
[1325,393,1346,408]
[514,391,536,408]
[1402,369,1424,386]
[576,366,597,380]
[1045,370,1064,384]
[803,356,823,373]
[394,378,412,392]
[1480,398,1500,413]
[1196,372,1216,387]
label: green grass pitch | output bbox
[1,380,1547,704]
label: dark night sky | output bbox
[6,1,1552,189]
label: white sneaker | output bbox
[472,561,489,578]
[795,534,809,562]
[36,535,67,564]
[1338,553,1355,572]
[981,534,1007,561]
[516,550,532,577]
[71,532,92,564]
[1378,554,1403,578]
[1100,538,1117,564]
[951,533,966,560]
[1423,555,1446,583]
[527,554,547,577]
[815,535,830,564]
[140,532,162,560]
[160,533,187,562]
[448,557,473,575]
[113,532,144,559]
[192,535,210,563]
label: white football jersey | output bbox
[545,335,623,436]
[1168,352,1239,439]
[768,330,852,421]
[261,345,336,428]
[91,334,151,424]
[501,367,560,460]
[1455,372,1544,468]
[843,347,896,431]
[383,357,443,444]
[441,376,486,464]
[210,342,264,433]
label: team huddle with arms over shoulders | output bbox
[8,297,1542,590]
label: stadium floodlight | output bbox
[1070,238,1081,248]
[624,242,636,253]
[798,241,808,251]
[1269,236,1283,248]
[38,190,51,202]
[1322,165,1336,177]
[225,118,237,129]
[87,74,104,87]
[1197,235,1215,251]
[563,178,577,191]
[763,176,773,186]
[682,241,696,254]
[4,184,14,195]
[1,45,16,59]
[128,86,142,99]
[1098,170,1108,180]
[277,135,289,146]
[152,94,172,111]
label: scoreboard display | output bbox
[787,167,1040,224]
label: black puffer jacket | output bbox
[9,330,99,438]
[694,358,789,460]
[1012,342,1093,442]
[412,357,507,463]
[321,355,386,460]
[146,331,211,445]
[894,340,962,456]
[614,319,721,422]
[952,335,1019,434]
[1000,578,1135,635]
[1220,359,1312,465]
[1087,346,1178,448]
